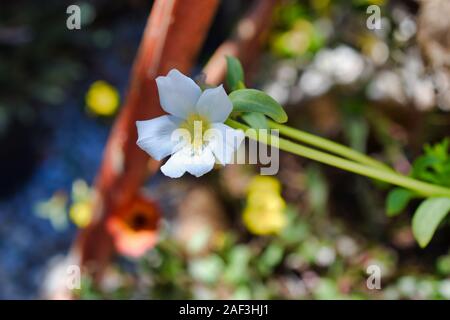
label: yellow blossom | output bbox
[70,201,93,228]
[243,176,287,235]
[247,175,282,194]
[85,80,120,116]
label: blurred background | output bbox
[1,0,450,299]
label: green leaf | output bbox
[226,56,245,91]
[411,138,450,187]
[223,245,251,284]
[229,89,288,123]
[257,243,284,276]
[241,112,268,129]
[386,188,415,217]
[412,197,450,248]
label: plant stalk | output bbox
[226,119,450,198]
[267,120,392,172]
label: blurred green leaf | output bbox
[258,243,284,276]
[232,286,252,300]
[274,2,306,28]
[226,56,245,91]
[306,165,329,215]
[313,279,342,300]
[224,245,251,285]
[386,188,414,217]
[241,112,268,130]
[189,255,224,284]
[437,254,450,276]
[345,117,368,153]
[412,197,450,248]
[280,206,310,244]
[186,227,212,255]
[229,89,288,123]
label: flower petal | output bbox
[185,147,216,177]
[136,115,181,161]
[160,149,188,178]
[160,146,216,178]
[156,69,201,118]
[206,123,245,165]
[195,85,233,122]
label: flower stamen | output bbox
[179,114,211,153]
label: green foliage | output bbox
[223,245,252,285]
[386,139,450,247]
[229,89,288,123]
[225,57,275,129]
[225,56,245,91]
[225,56,279,129]
[273,1,307,28]
[314,279,343,300]
[257,242,284,276]
[436,253,450,276]
[386,188,415,217]
[306,165,329,215]
[270,0,328,57]
[343,116,369,153]
[77,202,450,300]
[411,139,450,188]
[412,197,450,248]
[240,112,268,129]
[189,255,225,284]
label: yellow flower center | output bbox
[179,113,211,152]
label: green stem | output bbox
[226,119,450,198]
[267,120,392,172]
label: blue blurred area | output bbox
[0,101,109,299]
[0,4,146,299]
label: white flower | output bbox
[136,69,245,178]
